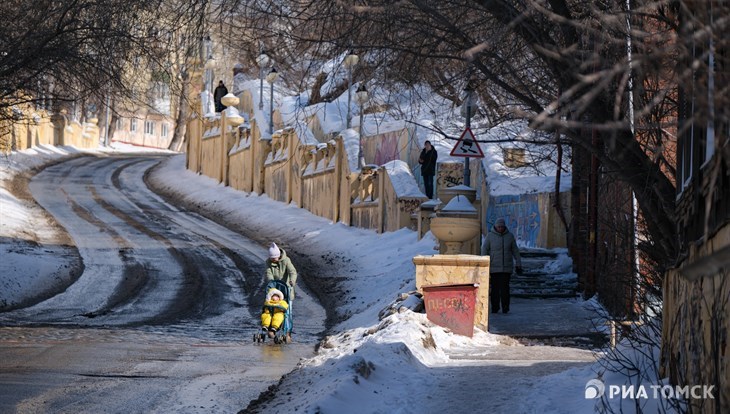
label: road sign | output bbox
[450,127,484,158]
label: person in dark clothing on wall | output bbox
[482,218,522,313]
[214,80,228,113]
[418,140,438,199]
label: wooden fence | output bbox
[661,224,730,413]
[185,93,427,233]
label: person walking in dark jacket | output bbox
[214,80,228,113]
[418,140,438,199]
[482,218,522,313]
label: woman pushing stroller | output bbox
[265,242,297,300]
[256,243,297,343]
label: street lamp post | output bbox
[266,67,279,135]
[203,56,216,114]
[344,52,359,129]
[220,93,243,185]
[463,84,474,187]
[204,57,216,94]
[356,83,368,168]
[203,35,214,93]
[256,49,270,110]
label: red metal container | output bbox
[422,283,479,337]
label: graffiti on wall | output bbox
[373,131,401,166]
[399,198,424,214]
[486,194,540,247]
[436,162,463,188]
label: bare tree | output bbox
[220,0,696,273]
[0,0,208,152]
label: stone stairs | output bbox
[510,248,578,299]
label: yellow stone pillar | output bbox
[413,254,490,331]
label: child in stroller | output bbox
[255,280,293,344]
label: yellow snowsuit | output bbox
[261,289,288,330]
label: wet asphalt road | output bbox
[0,155,326,413]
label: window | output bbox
[156,83,169,101]
[503,148,527,168]
[161,123,168,137]
[145,120,155,135]
[116,118,123,130]
[704,29,716,166]
[130,119,137,132]
[678,37,703,192]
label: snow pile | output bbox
[382,160,425,198]
[253,310,504,413]
[533,248,574,275]
[1,146,84,309]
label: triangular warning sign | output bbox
[450,127,484,158]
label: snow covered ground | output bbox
[1,145,678,413]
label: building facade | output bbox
[661,2,729,412]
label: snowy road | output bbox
[0,155,326,412]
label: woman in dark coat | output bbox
[214,80,228,112]
[418,140,438,199]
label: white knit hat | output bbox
[267,288,284,301]
[495,218,506,227]
[268,242,281,259]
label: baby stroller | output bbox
[254,280,293,344]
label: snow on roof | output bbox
[477,121,572,196]
[291,121,319,147]
[442,194,476,212]
[381,160,426,198]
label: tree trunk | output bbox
[168,75,189,152]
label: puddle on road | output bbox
[0,325,317,413]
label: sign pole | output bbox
[463,87,472,187]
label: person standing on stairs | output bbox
[418,140,438,199]
[482,218,522,313]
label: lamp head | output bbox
[356,84,368,105]
[221,93,239,108]
[344,53,359,67]
[256,50,270,68]
[266,67,279,83]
